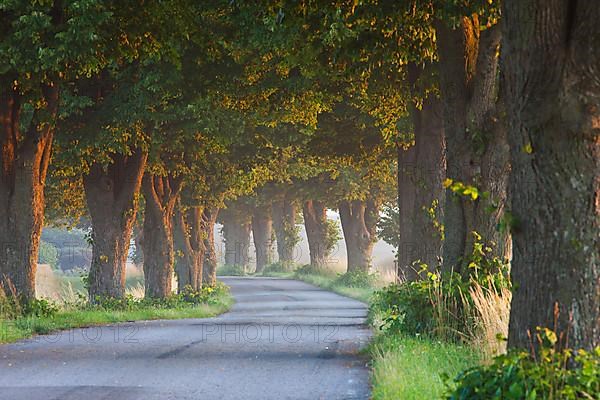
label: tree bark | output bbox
[173,203,204,292]
[339,200,378,272]
[220,207,252,272]
[272,193,298,267]
[84,149,147,300]
[503,0,600,351]
[201,206,219,286]
[252,205,273,273]
[303,200,329,270]
[141,173,182,298]
[436,18,510,273]
[397,65,446,280]
[0,81,58,300]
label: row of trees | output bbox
[1,0,598,351]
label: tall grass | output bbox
[368,259,513,397]
[370,334,479,400]
[125,282,146,299]
[469,281,511,359]
[0,281,22,319]
[423,276,511,359]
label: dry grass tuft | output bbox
[126,282,146,299]
[0,279,22,319]
[469,282,512,359]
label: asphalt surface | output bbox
[0,277,372,400]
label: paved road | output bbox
[0,277,372,399]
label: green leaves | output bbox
[446,340,600,400]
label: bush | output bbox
[369,277,435,336]
[335,270,377,288]
[23,298,60,318]
[92,282,230,311]
[446,330,600,399]
[0,284,59,319]
[370,232,511,343]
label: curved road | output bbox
[0,277,372,399]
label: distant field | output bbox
[36,264,145,300]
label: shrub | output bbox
[22,298,59,318]
[369,278,434,336]
[446,330,600,399]
[92,282,230,311]
[370,232,511,344]
[1,284,59,319]
[336,270,377,288]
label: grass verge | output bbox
[260,270,375,303]
[0,290,233,344]
[369,334,480,399]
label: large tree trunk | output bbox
[252,205,273,273]
[436,18,510,273]
[173,203,204,292]
[397,65,446,280]
[339,200,378,272]
[141,174,182,298]
[303,200,329,270]
[272,193,298,267]
[201,206,219,286]
[84,150,147,300]
[0,82,58,300]
[503,0,600,351]
[220,207,252,272]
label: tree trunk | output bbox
[436,18,510,273]
[339,200,378,272]
[252,205,273,273]
[503,0,600,351]
[84,150,147,300]
[141,173,182,298]
[303,200,329,269]
[201,206,219,286]
[0,81,58,300]
[173,203,204,292]
[397,65,446,280]
[221,208,252,272]
[272,194,298,267]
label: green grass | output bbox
[260,269,375,303]
[295,271,374,302]
[369,334,480,400]
[0,292,233,344]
